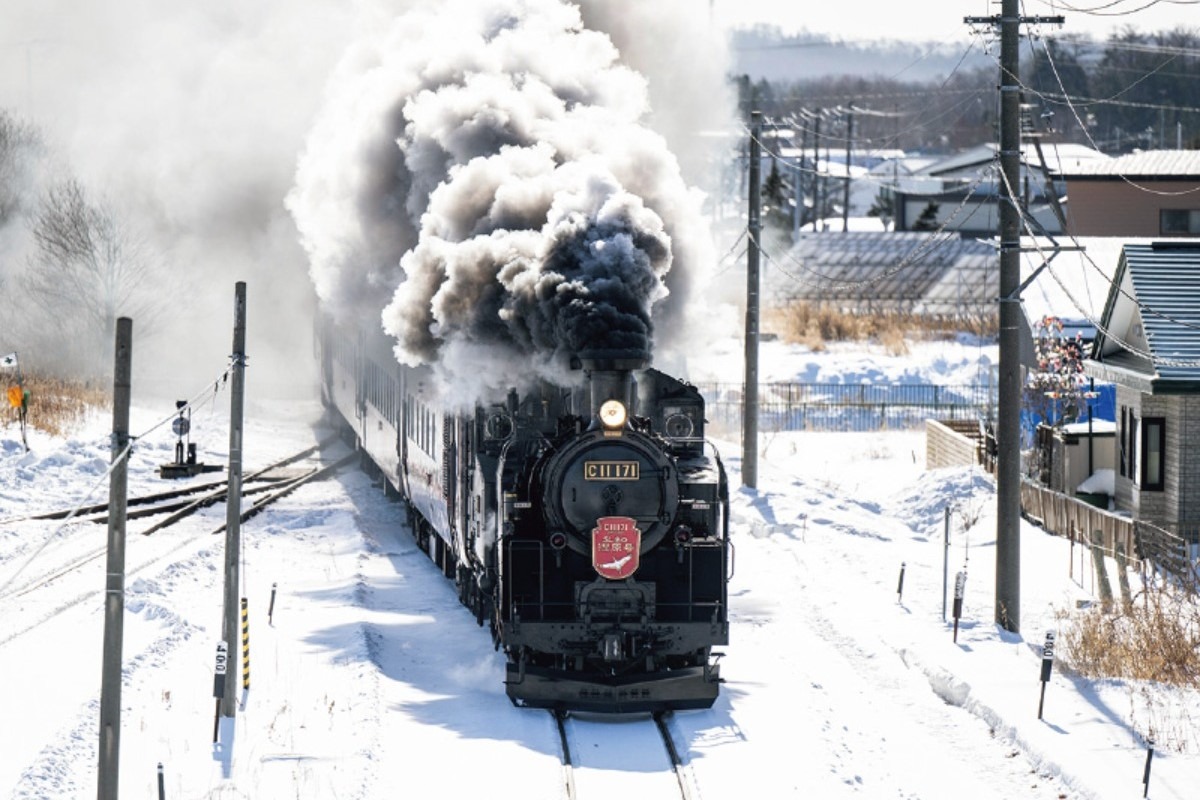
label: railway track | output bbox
[0,442,356,643]
[553,710,696,800]
[3,439,337,528]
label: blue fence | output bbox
[696,382,996,433]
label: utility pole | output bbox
[743,112,762,489]
[796,111,811,234]
[793,156,803,240]
[97,317,132,800]
[811,110,822,231]
[222,282,247,716]
[842,106,853,233]
[966,5,1063,634]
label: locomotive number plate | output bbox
[584,461,640,481]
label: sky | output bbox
[0,0,733,401]
[0,337,1197,799]
[1,0,1187,403]
[710,0,1200,42]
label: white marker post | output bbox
[1038,630,1055,719]
[212,641,228,743]
[952,571,966,643]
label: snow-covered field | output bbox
[0,339,1197,799]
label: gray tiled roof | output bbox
[1091,242,1200,392]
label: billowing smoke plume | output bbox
[288,0,724,398]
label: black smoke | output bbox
[289,0,726,400]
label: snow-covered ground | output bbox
[0,338,1197,799]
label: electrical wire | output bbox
[997,163,1200,367]
[757,170,994,292]
[1023,33,1200,198]
[0,438,133,596]
[0,362,235,597]
[1028,0,1200,16]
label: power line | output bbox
[1032,35,1200,197]
[1025,0,1200,16]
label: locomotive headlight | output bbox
[549,531,568,550]
[664,412,694,439]
[598,399,627,430]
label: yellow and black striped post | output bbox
[240,597,250,690]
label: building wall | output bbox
[924,419,980,469]
[1178,395,1200,528]
[1065,180,1200,237]
[1111,380,1200,535]
[1113,384,1138,512]
[1140,393,1173,526]
[898,195,1062,234]
[1060,431,1115,493]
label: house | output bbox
[1055,150,1200,237]
[1085,241,1200,543]
[891,142,1106,236]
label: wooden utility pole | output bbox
[222,282,247,716]
[966,4,1063,634]
[743,112,762,489]
[97,317,132,800]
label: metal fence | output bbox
[697,382,995,433]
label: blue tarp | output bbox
[1021,383,1115,444]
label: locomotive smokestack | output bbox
[579,349,647,422]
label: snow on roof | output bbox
[1077,467,1115,495]
[1056,149,1200,178]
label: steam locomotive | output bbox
[317,316,730,712]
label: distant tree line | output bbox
[736,26,1200,155]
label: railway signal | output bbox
[160,400,222,479]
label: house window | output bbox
[1120,406,1138,479]
[1140,417,1165,491]
[1119,406,1127,477]
[1160,209,1200,235]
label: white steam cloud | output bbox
[2,0,732,402]
[288,0,729,399]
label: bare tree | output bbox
[0,110,44,227]
[22,179,163,378]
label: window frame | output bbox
[1140,416,1165,491]
[1160,208,1200,236]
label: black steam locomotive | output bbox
[317,317,730,712]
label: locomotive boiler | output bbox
[318,318,730,712]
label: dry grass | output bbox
[0,372,109,438]
[766,303,997,353]
[1056,587,1200,686]
[1055,585,1200,752]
